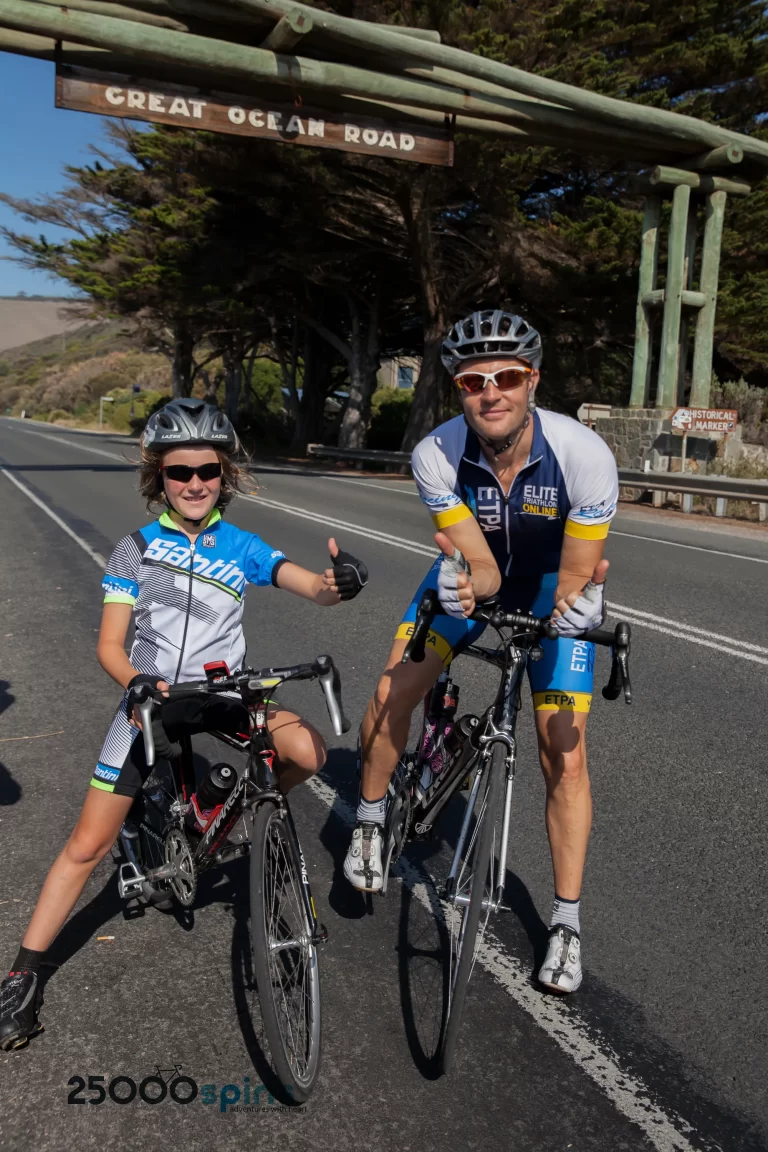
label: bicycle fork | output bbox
[443,729,517,915]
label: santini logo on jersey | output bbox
[522,483,559,518]
[144,537,246,595]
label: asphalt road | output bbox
[0,417,766,1152]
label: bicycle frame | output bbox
[123,687,324,940]
[441,639,529,912]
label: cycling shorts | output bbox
[395,558,595,714]
[90,693,251,799]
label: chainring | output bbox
[163,826,197,908]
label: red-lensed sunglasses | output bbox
[162,462,222,483]
[454,366,532,394]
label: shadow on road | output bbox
[0,680,15,717]
[0,760,22,805]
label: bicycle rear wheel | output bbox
[250,799,321,1103]
[439,741,503,1075]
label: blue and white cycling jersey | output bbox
[102,509,288,684]
[411,408,619,612]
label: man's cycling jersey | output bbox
[411,408,619,611]
[102,509,288,684]
[397,408,619,713]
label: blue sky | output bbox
[0,54,110,297]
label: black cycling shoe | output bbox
[0,970,44,1050]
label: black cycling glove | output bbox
[126,673,164,709]
[330,546,369,601]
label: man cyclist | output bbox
[343,310,618,994]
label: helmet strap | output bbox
[470,410,531,460]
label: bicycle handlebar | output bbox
[134,655,350,767]
[402,589,632,704]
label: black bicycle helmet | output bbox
[143,398,237,453]
[441,310,543,373]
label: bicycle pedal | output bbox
[313,924,328,945]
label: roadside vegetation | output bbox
[1,0,766,455]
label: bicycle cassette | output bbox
[163,827,197,908]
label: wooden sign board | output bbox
[671,407,739,435]
[55,66,454,167]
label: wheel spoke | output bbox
[261,815,316,1081]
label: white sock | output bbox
[356,795,386,827]
[551,895,581,935]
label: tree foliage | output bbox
[1,0,766,450]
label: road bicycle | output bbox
[115,654,350,1102]
[381,588,632,1074]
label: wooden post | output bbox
[630,197,661,407]
[690,190,727,407]
[677,202,698,403]
[657,182,691,408]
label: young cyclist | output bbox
[0,398,368,1050]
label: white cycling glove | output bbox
[552,580,606,637]
[437,548,472,618]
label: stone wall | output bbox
[594,408,670,470]
[595,407,743,472]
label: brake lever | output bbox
[402,588,439,664]
[137,697,156,766]
[316,655,351,736]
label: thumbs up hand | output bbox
[434,532,475,618]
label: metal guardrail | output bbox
[307,444,768,520]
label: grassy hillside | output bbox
[0,317,172,431]
[0,297,95,354]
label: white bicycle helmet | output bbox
[441,310,543,373]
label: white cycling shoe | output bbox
[538,925,582,993]
[343,822,384,892]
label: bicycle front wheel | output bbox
[440,741,504,1075]
[250,800,321,1103]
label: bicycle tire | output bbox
[250,799,321,1103]
[439,741,504,1075]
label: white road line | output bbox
[5,429,765,663]
[11,422,766,564]
[611,529,768,565]
[0,468,108,568]
[610,601,768,656]
[241,493,436,557]
[611,611,768,666]
[0,429,731,1147]
[10,423,135,463]
[247,494,766,664]
[306,773,707,1152]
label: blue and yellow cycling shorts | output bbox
[395,559,595,713]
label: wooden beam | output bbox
[649,166,751,196]
[0,0,691,148]
[34,0,188,30]
[219,0,768,169]
[682,144,743,170]
[260,9,312,52]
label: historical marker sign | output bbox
[55,66,454,167]
[671,407,739,435]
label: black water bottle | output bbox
[197,763,238,809]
